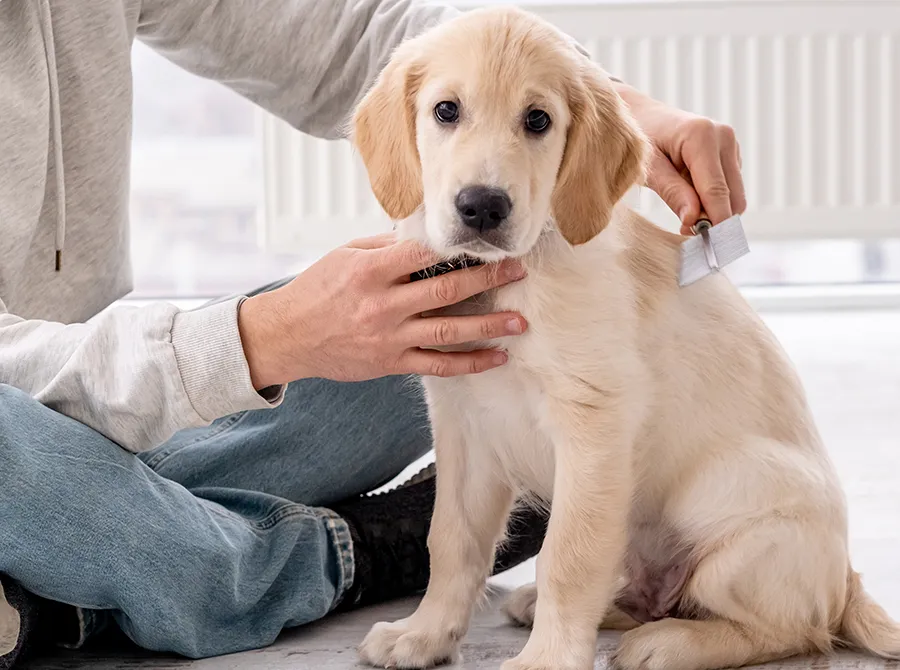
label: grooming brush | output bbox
[678,214,750,287]
[409,256,483,282]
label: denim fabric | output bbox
[0,366,430,658]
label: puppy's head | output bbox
[354,7,648,260]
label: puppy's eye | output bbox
[525,109,551,134]
[434,101,459,124]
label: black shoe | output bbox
[0,576,81,669]
[332,464,549,610]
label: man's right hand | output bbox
[238,233,528,389]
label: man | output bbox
[0,0,746,665]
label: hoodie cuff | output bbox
[171,297,285,422]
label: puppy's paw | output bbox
[503,583,537,628]
[358,619,461,668]
[611,622,691,670]
[500,655,588,670]
[500,643,593,670]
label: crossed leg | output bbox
[612,518,847,670]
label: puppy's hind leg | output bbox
[613,518,848,670]
[613,618,778,670]
[359,410,515,668]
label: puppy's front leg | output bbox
[504,401,633,670]
[359,403,515,668]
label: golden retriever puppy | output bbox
[353,7,900,670]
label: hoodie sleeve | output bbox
[0,296,283,453]
[135,0,460,139]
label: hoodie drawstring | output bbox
[37,0,66,272]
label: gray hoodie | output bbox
[0,0,457,454]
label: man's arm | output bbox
[0,297,282,452]
[136,0,459,139]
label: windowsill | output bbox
[119,282,900,314]
[742,282,900,312]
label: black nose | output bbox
[455,186,512,232]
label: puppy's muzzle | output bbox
[455,185,512,233]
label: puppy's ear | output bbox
[353,46,424,220]
[552,63,649,245]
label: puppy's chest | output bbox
[434,279,588,359]
[433,361,559,498]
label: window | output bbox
[129,43,311,299]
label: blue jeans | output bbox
[0,364,431,657]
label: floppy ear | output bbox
[552,63,649,245]
[353,47,424,220]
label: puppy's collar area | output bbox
[409,256,484,282]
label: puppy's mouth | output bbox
[447,234,516,261]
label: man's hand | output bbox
[238,234,528,388]
[614,81,747,235]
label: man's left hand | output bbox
[614,81,747,235]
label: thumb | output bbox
[647,152,702,232]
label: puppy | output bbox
[353,7,900,670]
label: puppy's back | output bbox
[613,209,820,451]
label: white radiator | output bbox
[260,0,900,255]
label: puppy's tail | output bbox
[839,569,900,659]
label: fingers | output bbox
[646,150,702,230]
[675,119,737,225]
[370,238,443,278]
[399,348,509,378]
[681,141,732,225]
[720,131,747,216]
[396,260,527,313]
[402,312,527,348]
[655,116,746,233]
[346,232,398,250]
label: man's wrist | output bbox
[611,78,638,102]
[170,297,283,420]
[611,79,660,121]
[238,292,283,391]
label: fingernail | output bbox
[505,318,524,335]
[503,261,527,281]
[492,351,509,366]
[678,207,690,222]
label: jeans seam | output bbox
[210,503,354,608]
[142,411,249,470]
[321,511,354,610]
[243,503,321,532]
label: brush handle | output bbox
[691,218,712,235]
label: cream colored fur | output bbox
[353,7,900,670]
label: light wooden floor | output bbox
[24,309,900,670]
